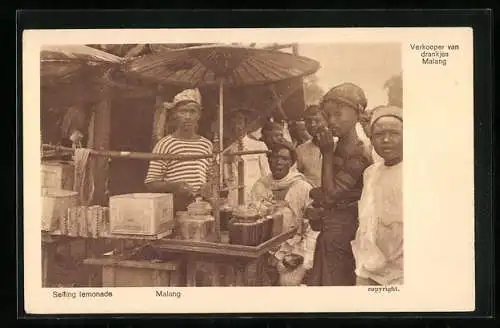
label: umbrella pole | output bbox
[211,80,224,243]
[219,80,224,186]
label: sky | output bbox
[293,43,402,109]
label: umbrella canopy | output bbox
[125,44,320,87]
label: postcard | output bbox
[23,27,474,314]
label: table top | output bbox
[152,228,297,259]
[42,230,172,243]
[42,228,298,260]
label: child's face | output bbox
[371,116,403,165]
[322,100,358,137]
[304,112,327,137]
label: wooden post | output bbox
[92,97,111,206]
[151,85,166,146]
[237,137,245,205]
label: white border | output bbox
[23,27,474,314]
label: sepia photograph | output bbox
[40,42,403,288]
[23,27,474,314]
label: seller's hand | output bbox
[315,127,336,154]
[309,187,327,204]
[175,181,196,197]
[198,182,214,202]
[304,206,324,221]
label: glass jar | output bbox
[186,198,212,216]
[228,205,263,246]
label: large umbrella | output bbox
[126,44,320,240]
[126,44,319,87]
[126,44,320,147]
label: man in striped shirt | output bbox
[145,89,213,210]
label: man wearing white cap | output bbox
[224,107,271,206]
[145,89,213,211]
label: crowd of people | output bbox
[144,80,403,287]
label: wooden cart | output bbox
[80,228,296,287]
[152,229,297,287]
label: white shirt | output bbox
[352,161,403,285]
[224,135,271,206]
[296,140,322,188]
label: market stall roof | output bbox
[125,44,320,88]
[41,45,160,103]
[42,44,123,63]
[41,44,124,84]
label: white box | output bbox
[41,188,79,232]
[41,161,74,190]
[109,193,174,236]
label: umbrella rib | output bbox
[135,52,181,73]
[231,70,245,86]
[260,52,319,77]
[260,55,305,74]
[238,61,262,84]
[184,63,205,85]
[255,56,300,79]
[242,59,271,81]
[246,57,282,81]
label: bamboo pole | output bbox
[42,144,268,161]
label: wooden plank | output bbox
[153,228,297,259]
[244,259,260,286]
[84,258,180,271]
[186,258,197,287]
[47,229,173,241]
[101,266,116,287]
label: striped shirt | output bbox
[144,135,213,191]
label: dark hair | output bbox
[228,108,255,122]
[261,121,283,136]
[267,141,298,164]
[303,104,324,119]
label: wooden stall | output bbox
[41,43,318,288]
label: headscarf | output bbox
[321,82,368,114]
[163,88,202,112]
[369,105,403,131]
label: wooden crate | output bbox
[41,161,75,190]
[109,193,174,236]
[84,258,182,287]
